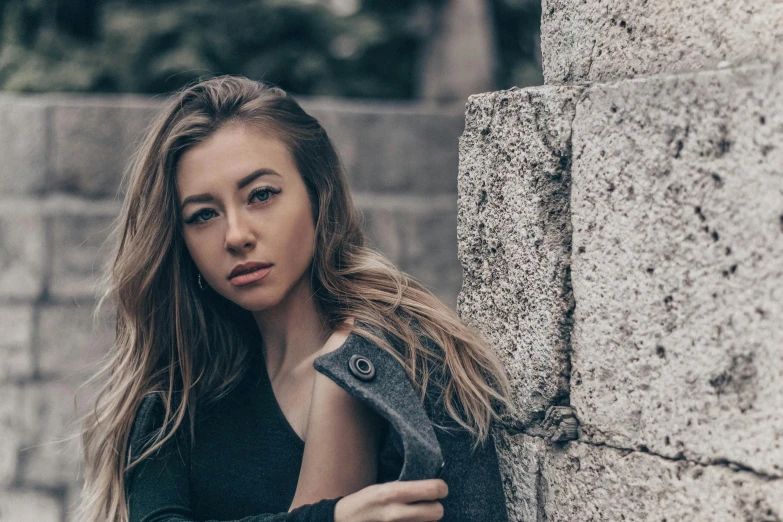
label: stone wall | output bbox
[459,1,783,520]
[0,94,464,521]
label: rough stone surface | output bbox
[457,86,582,427]
[497,433,783,522]
[494,431,545,522]
[0,490,60,522]
[0,386,21,487]
[541,0,783,84]
[17,381,87,488]
[0,306,34,382]
[0,99,48,196]
[570,63,783,476]
[50,213,117,300]
[0,208,45,302]
[38,304,114,379]
[361,196,460,310]
[544,440,783,521]
[303,100,464,195]
[51,99,159,198]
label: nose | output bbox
[224,209,256,253]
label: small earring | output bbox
[197,273,206,291]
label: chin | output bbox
[224,288,284,313]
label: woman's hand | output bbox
[334,479,449,522]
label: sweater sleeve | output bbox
[124,394,344,522]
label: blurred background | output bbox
[0,1,540,520]
[0,0,542,99]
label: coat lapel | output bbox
[312,326,445,481]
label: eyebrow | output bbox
[180,168,282,210]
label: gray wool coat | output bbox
[125,323,510,522]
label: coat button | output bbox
[348,354,375,381]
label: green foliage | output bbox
[0,0,541,96]
[491,0,543,89]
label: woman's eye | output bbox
[185,208,217,224]
[249,187,281,204]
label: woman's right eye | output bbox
[185,208,217,224]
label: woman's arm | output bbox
[288,352,386,510]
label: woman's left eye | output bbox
[249,187,281,204]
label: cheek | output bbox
[182,230,216,274]
[282,210,316,266]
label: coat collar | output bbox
[312,323,445,481]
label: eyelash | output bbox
[184,186,281,225]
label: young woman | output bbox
[74,75,514,522]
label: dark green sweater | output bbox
[124,348,369,522]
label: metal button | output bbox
[348,354,375,381]
[436,460,446,478]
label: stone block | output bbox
[0,489,60,522]
[457,86,583,426]
[541,441,783,521]
[302,99,463,194]
[494,431,547,522]
[541,0,783,84]
[0,306,34,382]
[50,212,117,300]
[497,432,783,521]
[0,98,48,196]
[361,196,461,310]
[38,304,114,379]
[16,380,96,489]
[0,385,22,487]
[51,99,159,198]
[0,206,45,302]
[570,63,783,475]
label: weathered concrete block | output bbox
[541,0,783,84]
[302,99,463,194]
[457,86,583,427]
[498,433,783,521]
[361,196,460,310]
[38,304,114,379]
[17,381,88,488]
[51,98,159,197]
[543,440,783,521]
[50,211,117,300]
[0,386,21,487]
[0,306,34,382]
[494,431,547,522]
[0,205,45,302]
[0,490,60,522]
[570,63,783,475]
[0,99,48,196]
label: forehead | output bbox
[176,124,297,191]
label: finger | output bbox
[385,479,448,504]
[392,500,444,522]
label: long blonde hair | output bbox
[73,75,513,522]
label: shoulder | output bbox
[127,393,166,461]
[127,392,188,463]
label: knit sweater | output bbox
[124,347,365,521]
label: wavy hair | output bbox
[73,75,514,522]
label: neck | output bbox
[252,275,331,381]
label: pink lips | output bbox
[228,262,273,286]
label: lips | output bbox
[228,261,273,280]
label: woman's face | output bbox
[176,123,317,312]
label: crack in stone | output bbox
[504,429,783,481]
[583,438,782,480]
